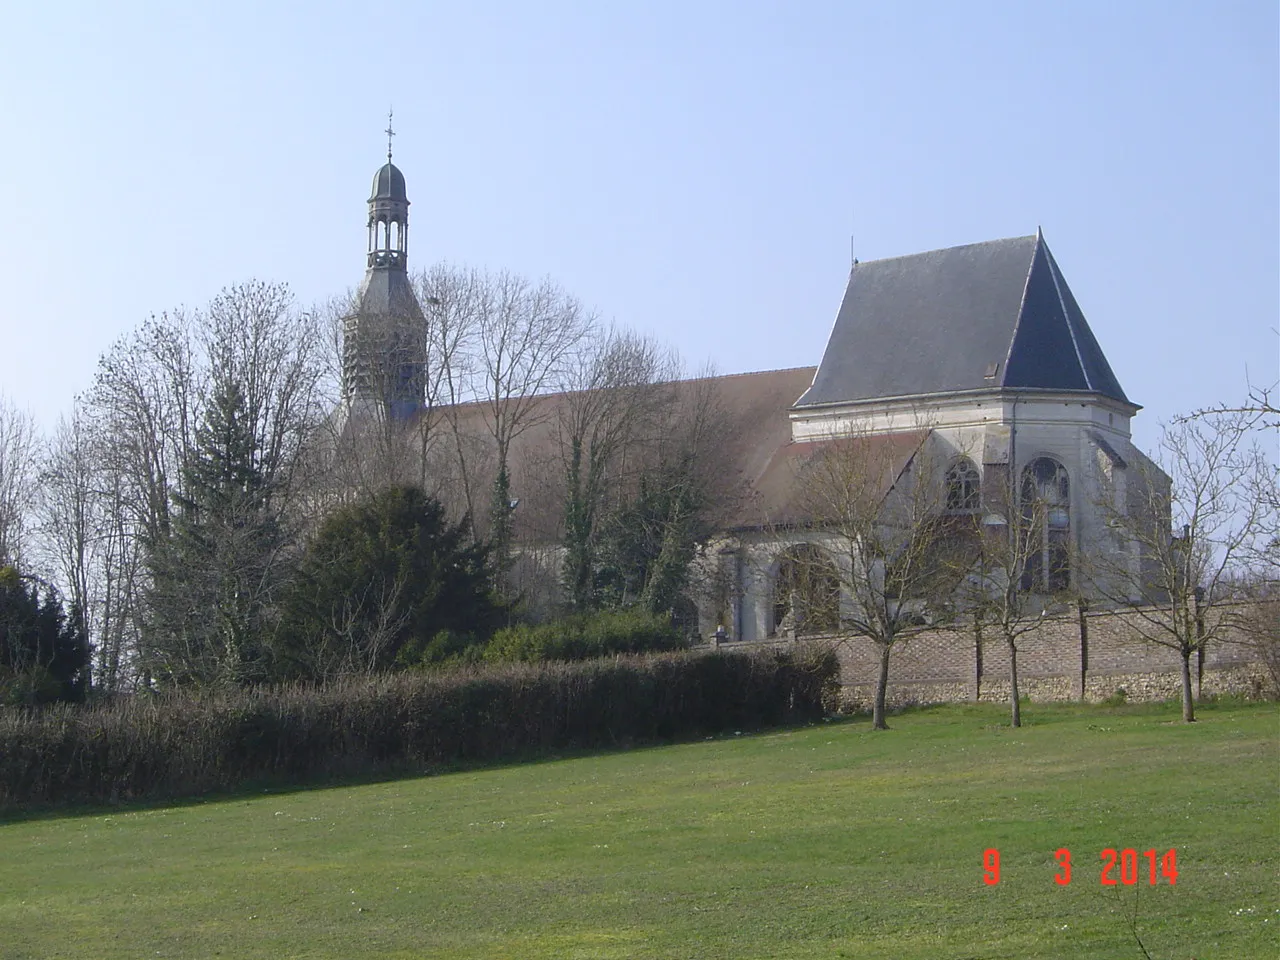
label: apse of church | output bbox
[701,231,1170,643]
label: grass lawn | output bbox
[0,700,1276,959]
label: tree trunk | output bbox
[872,642,892,730]
[1008,639,1021,728]
[973,616,983,702]
[1180,649,1196,722]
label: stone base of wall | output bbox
[832,666,1270,712]
[712,603,1276,710]
[1079,665,1273,703]
[835,680,971,712]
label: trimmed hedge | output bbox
[0,646,838,811]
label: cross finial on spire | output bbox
[385,108,396,161]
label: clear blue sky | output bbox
[1,1,1276,455]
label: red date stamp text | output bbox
[981,848,1178,886]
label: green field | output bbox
[1,701,1276,959]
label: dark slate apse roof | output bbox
[795,232,1131,408]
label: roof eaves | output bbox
[790,384,1143,414]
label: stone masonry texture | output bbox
[724,604,1272,710]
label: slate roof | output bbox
[421,367,820,536]
[795,232,1131,409]
[742,430,928,529]
[355,265,424,322]
[372,366,934,539]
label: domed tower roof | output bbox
[370,162,408,202]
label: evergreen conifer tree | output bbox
[146,380,286,685]
[275,486,504,678]
[0,564,90,703]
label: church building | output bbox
[337,150,1168,641]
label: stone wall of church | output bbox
[714,603,1272,709]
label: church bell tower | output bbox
[342,112,426,421]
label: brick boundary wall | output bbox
[709,603,1274,709]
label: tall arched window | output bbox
[946,458,981,512]
[1020,457,1071,593]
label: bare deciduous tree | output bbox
[788,426,957,730]
[199,280,327,515]
[558,328,675,610]
[1086,412,1273,721]
[0,395,40,565]
[957,466,1062,728]
[89,310,202,547]
[468,270,594,577]
[67,314,201,689]
[419,264,485,518]
[310,573,410,680]
[639,368,736,617]
[1182,374,1279,433]
[38,411,96,677]
[82,282,326,687]
[91,453,147,693]
[35,405,151,693]
[588,364,738,623]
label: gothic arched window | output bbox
[1020,457,1071,593]
[945,458,981,512]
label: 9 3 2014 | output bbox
[982,848,1178,886]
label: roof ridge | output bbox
[696,365,816,382]
[999,232,1041,387]
[851,233,1038,268]
[430,365,818,413]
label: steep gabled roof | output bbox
[795,232,1131,408]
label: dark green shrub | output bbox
[396,629,487,668]
[273,487,504,679]
[0,645,839,811]
[484,608,685,662]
